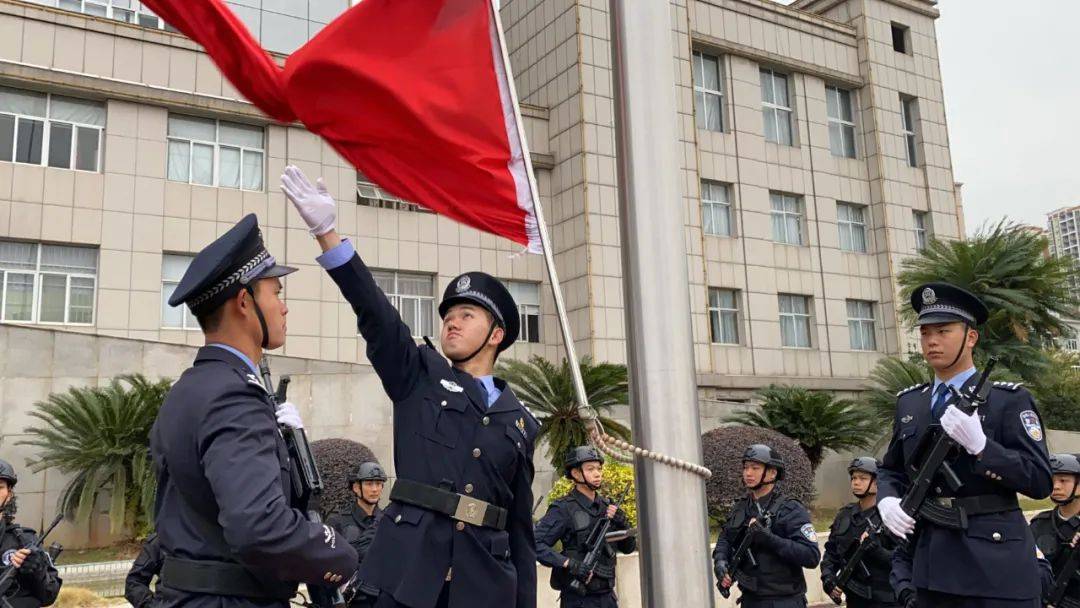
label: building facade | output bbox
[0,0,963,542]
[1047,205,1080,350]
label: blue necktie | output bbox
[476,379,490,408]
[931,383,950,420]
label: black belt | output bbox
[160,556,296,600]
[918,494,1019,530]
[390,478,508,530]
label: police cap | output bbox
[168,214,297,316]
[910,282,989,327]
[564,445,604,477]
[743,444,785,480]
[438,273,519,351]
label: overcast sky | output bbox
[777,0,1080,233]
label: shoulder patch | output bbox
[896,383,929,397]
[992,381,1025,392]
[1019,409,1044,442]
[800,523,818,542]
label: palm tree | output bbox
[725,385,879,471]
[898,221,1080,380]
[496,356,631,472]
[19,374,172,535]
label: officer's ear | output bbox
[488,323,505,348]
[966,327,979,348]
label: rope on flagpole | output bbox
[488,1,711,481]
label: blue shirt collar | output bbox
[208,343,260,378]
[475,375,500,406]
[932,366,978,397]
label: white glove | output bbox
[879,496,915,538]
[280,165,336,236]
[275,401,304,430]
[940,404,987,456]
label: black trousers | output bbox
[738,595,807,608]
[373,585,450,608]
[915,589,1040,608]
[559,590,618,608]
[847,595,899,608]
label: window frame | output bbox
[825,85,857,158]
[913,210,932,251]
[0,90,104,172]
[760,68,794,146]
[161,253,200,331]
[693,51,725,133]
[891,22,911,55]
[707,287,740,345]
[701,180,733,237]
[846,299,878,351]
[167,115,266,192]
[0,242,98,326]
[357,172,433,213]
[55,0,175,30]
[506,280,542,344]
[370,270,436,338]
[900,95,919,167]
[837,202,869,253]
[770,192,804,246]
[778,293,813,349]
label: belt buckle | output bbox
[935,497,954,508]
[454,495,487,527]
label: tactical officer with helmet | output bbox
[282,166,539,608]
[151,215,358,608]
[713,445,820,607]
[328,462,388,608]
[877,283,1052,607]
[1030,453,1080,607]
[0,459,61,608]
[535,446,636,608]
[821,457,898,608]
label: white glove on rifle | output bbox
[878,496,915,538]
[940,404,987,456]
[275,401,304,430]
[280,165,336,236]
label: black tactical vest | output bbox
[829,504,896,602]
[1032,510,1080,603]
[549,495,618,594]
[724,495,805,598]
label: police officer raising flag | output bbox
[1030,453,1080,607]
[282,166,539,608]
[535,446,636,608]
[877,282,1052,607]
[151,214,358,607]
[713,445,820,607]
[821,457,898,608]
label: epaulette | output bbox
[523,406,540,427]
[992,381,1024,392]
[896,383,929,397]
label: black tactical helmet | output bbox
[742,444,785,480]
[847,457,880,477]
[348,462,387,485]
[0,459,16,487]
[563,446,605,478]
[1051,453,1080,476]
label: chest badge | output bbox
[440,379,464,393]
[901,415,914,424]
[516,417,527,439]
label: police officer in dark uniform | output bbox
[877,282,1052,607]
[151,214,358,607]
[1030,453,1080,607]
[535,446,636,608]
[124,533,163,608]
[713,445,820,607]
[282,166,538,608]
[328,462,388,608]
[821,457,897,608]
[0,459,61,608]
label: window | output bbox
[701,181,732,237]
[779,294,812,348]
[372,271,434,337]
[0,241,97,325]
[48,0,177,30]
[847,299,877,351]
[0,87,104,171]
[693,51,724,132]
[167,115,265,191]
[913,211,931,251]
[891,22,910,54]
[357,172,432,213]
[826,86,856,158]
[708,288,739,344]
[837,203,868,253]
[770,193,803,245]
[760,69,793,145]
[507,281,541,344]
[900,96,918,167]
[162,254,199,330]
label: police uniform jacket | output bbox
[1031,509,1080,605]
[0,521,61,608]
[150,346,358,608]
[821,503,895,604]
[878,377,1052,600]
[325,252,539,608]
[712,492,820,599]
[534,489,636,595]
[125,533,163,608]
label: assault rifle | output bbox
[568,485,632,596]
[717,521,759,598]
[831,519,883,604]
[260,359,345,608]
[0,513,63,607]
[1047,530,1080,608]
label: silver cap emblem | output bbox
[922,287,937,305]
[456,276,471,293]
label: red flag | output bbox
[141,0,540,252]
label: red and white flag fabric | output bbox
[140,0,541,252]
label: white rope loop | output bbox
[583,418,712,479]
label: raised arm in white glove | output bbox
[280,165,336,236]
[940,404,987,456]
[878,496,915,538]
[275,401,304,430]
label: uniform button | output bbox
[456,521,466,531]
[441,400,448,407]
[395,515,402,523]
[992,532,1002,542]
[473,448,482,458]
[482,416,490,426]
[934,486,942,494]
[465,483,474,494]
